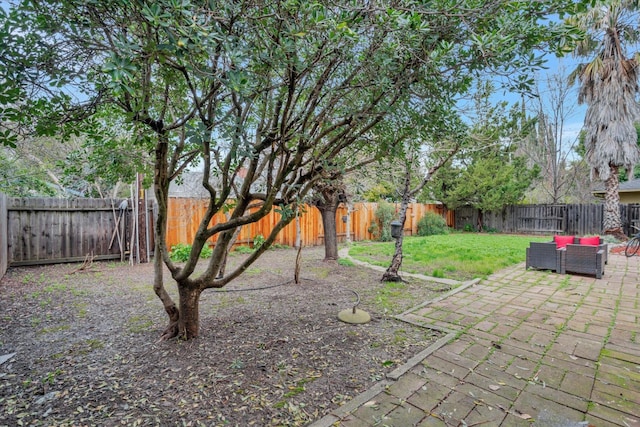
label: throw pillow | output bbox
[579,236,600,246]
[554,235,575,249]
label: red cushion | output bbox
[579,236,600,246]
[554,235,575,249]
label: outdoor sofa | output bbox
[526,236,607,278]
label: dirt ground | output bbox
[0,246,453,426]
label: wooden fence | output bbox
[5,197,152,266]
[454,203,640,236]
[7,195,638,275]
[166,199,453,248]
[0,193,7,279]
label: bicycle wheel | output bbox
[625,237,640,257]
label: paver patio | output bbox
[312,250,640,427]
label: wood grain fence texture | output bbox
[6,198,134,266]
[0,193,7,278]
[165,199,452,248]
[6,196,640,271]
[454,203,640,236]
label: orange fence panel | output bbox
[166,199,451,249]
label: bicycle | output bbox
[625,225,640,257]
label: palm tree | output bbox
[569,0,640,239]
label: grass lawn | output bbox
[348,233,550,281]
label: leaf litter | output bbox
[0,246,447,426]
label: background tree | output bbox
[310,172,347,261]
[426,83,540,230]
[378,98,465,281]
[310,131,387,261]
[6,0,584,340]
[568,0,640,239]
[0,149,57,196]
[381,143,460,281]
[520,69,586,203]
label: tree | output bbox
[520,68,584,203]
[0,149,57,196]
[311,172,346,261]
[368,98,464,281]
[5,0,584,340]
[310,140,383,261]
[426,83,540,229]
[568,0,640,239]
[381,144,460,281]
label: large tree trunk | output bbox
[603,164,625,240]
[154,242,180,340]
[314,186,341,261]
[318,201,339,260]
[177,285,202,340]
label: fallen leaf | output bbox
[489,385,500,391]
[516,410,532,420]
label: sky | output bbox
[487,53,587,155]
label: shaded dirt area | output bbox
[0,246,453,426]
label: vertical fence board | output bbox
[164,200,451,248]
[7,198,636,271]
[0,193,7,279]
[6,198,136,266]
[452,203,618,236]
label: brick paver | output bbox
[311,251,640,427]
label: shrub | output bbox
[233,245,253,254]
[417,212,449,236]
[371,201,396,242]
[253,234,265,249]
[169,243,212,262]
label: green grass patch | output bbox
[309,266,330,279]
[233,245,253,254]
[349,233,549,281]
[44,283,67,293]
[38,324,70,335]
[337,258,354,267]
[74,302,88,318]
[371,281,408,313]
[126,315,154,333]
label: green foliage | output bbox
[370,201,396,242]
[426,83,540,213]
[417,212,449,236]
[59,110,153,196]
[233,245,253,254]
[169,243,212,262]
[252,234,265,250]
[0,151,57,196]
[337,258,354,267]
[362,182,397,202]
